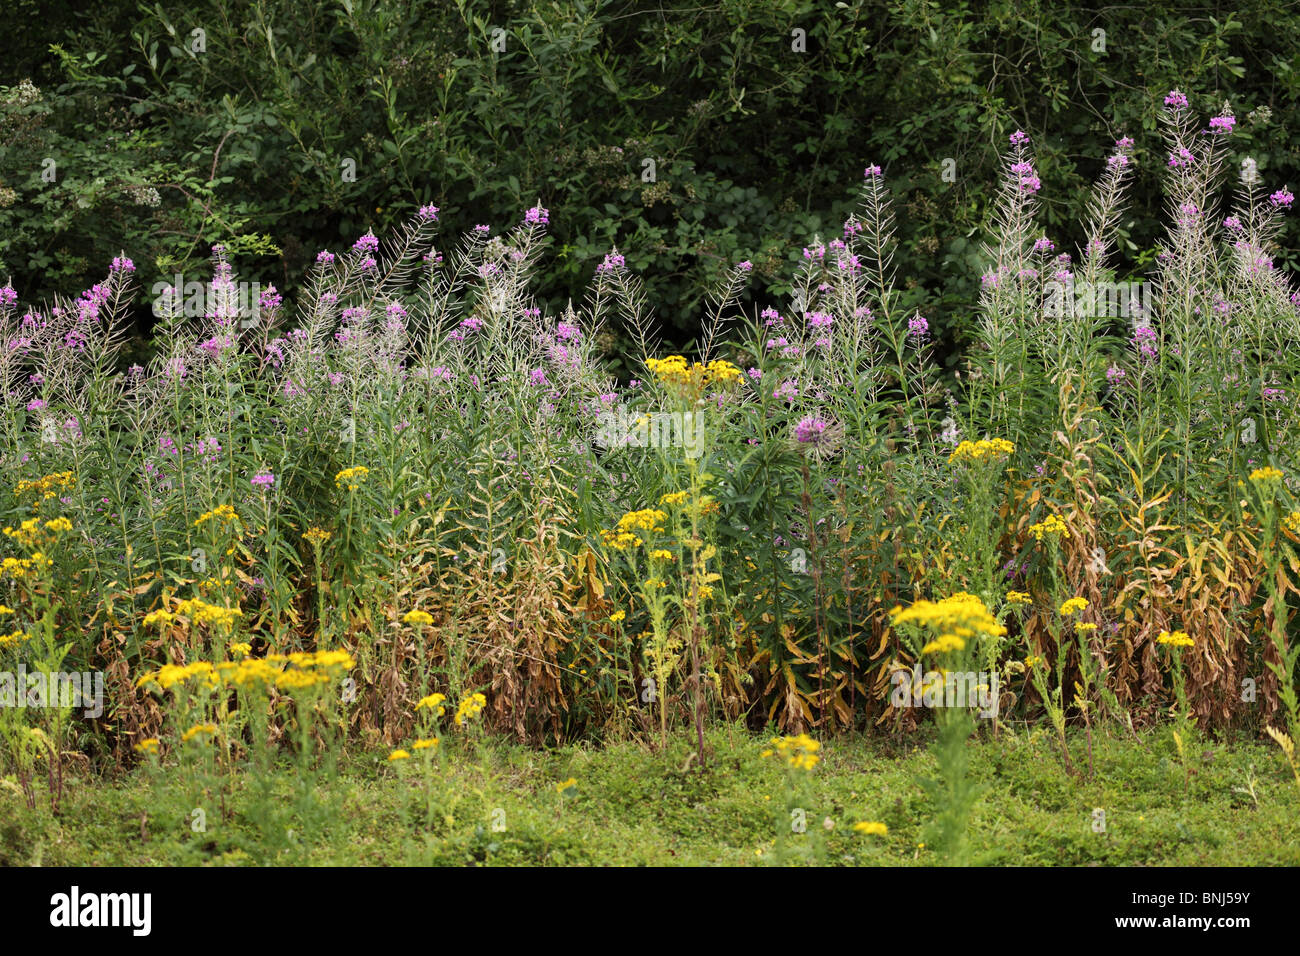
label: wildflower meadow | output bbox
[1,7,1298,915]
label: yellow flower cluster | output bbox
[659,491,690,506]
[1058,597,1089,617]
[645,355,743,391]
[454,692,487,726]
[921,633,966,655]
[1074,621,1097,633]
[648,549,674,562]
[1286,511,1300,535]
[889,592,1007,644]
[600,508,669,551]
[852,821,888,836]
[137,650,355,692]
[413,737,438,751]
[947,438,1015,465]
[1249,466,1283,484]
[608,610,626,623]
[761,733,821,771]
[556,776,578,793]
[1028,514,1069,541]
[181,722,217,743]
[3,516,73,551]
[303,527,332,545]
[403,609,434,626]
[1,555,46,579]
[1156,630,1193,648]
[335,466,370,490]
[142,609,174,628]
[617,509,668,533]
[133,738,160,755]
[599,529,642,550]
[1006,591,1033,606]
[194,504,239,528]
[416,692,447,715]
[13,471,75,505]
[175,598,242,629]
[0,629,31,649]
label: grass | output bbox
[5,725,1297,866]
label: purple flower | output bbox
[473,224,491,235]
[259,285,283,314]
[761,307,782,326]
[907,315,930,339]
[316,250,336,266]
[110,256,135,273]
[1105,365,1126,385]
[1131,324,1158,360]
[807,311,834,329]
[794,416,828,444]
[418,204,440,221]
[1009,130,1030,146]
[595,251,625,275]
[525,205,549,226]
[251,472,275,487]
[773,379,798,402]
[26,399,45,411]
[0,286,16,309]
[1208,114,1235,135]
[1164,89,1188,110]
[353,232,379,254]
[556,321,580,341]
[530,368,548,386]
[1107,154,1129,170]
[1115,136,1135,151]
[1270,188,1294,210]
[864,164,882,178]
[1223,215,1244,232]
[1034,237,1055,254]
[1168,148,1194,169]
[736,260,753,272]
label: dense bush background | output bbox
[4,0,1299,366]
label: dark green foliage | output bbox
[3,0,1298,355]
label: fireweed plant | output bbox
[0,92,1298,852]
